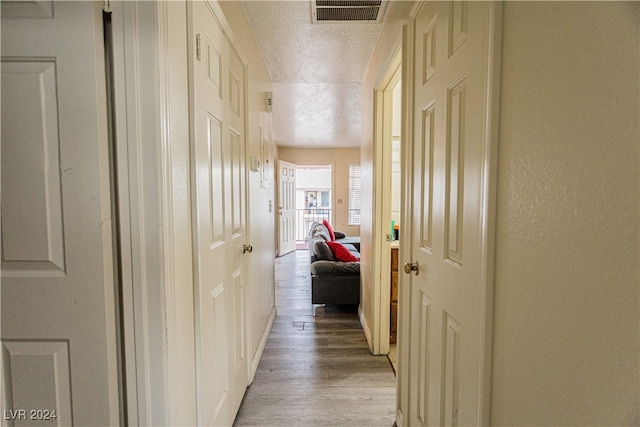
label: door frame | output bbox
[154,1,198,425]
[106,1,169,424]
[372,48,402,356]
[397,2,503,425]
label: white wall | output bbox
[491,2,639,424]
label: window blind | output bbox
[348,163,361,225]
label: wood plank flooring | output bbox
[234,250,396,426]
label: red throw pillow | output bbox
[326,241,359,262]
[322,219,335,241]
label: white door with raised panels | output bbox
[278,160,297,256]
[190,1,249,425]
[1,2,120,425]
[403,2,498,425]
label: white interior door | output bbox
[278,160,297,256]
[191,1,249,425]
[404,2,497,425]
[1,2,120,425]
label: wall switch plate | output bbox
[250,155,260,172]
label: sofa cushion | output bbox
[326,241,359,262]
[310,223,331,242]
[339,243,357,252]
[335,236,360,251]
[311,239,335,261]
[311,260,360,276]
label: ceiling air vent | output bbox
[312,0,388,24]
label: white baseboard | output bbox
[249,306,277,384]
[358,305,374,353]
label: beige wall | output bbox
[218,1,277,371]
[278,147,360,236]
[491,2,639,424]
[360,1,415,350]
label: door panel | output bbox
[277,160,296,256]
[405,2,495,425]
[191,1,248,425]
[1,2,119,425]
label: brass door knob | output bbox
[243,244,253,254]
[403,260,419,275]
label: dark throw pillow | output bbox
[312,240,335,261]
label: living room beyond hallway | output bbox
[233,250,396,426]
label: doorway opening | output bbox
[387,80,402,372]
[372,48,402,362]
[277,162,333,255]
[295,165,332,248]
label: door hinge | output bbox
[196,34,201,61]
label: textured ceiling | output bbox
[241,0,386,148]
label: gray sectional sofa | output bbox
[308,222,361,312]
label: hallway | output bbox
[233,250,396,426]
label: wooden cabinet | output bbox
[390,247,399,343]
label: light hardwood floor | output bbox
[234,250,396,426]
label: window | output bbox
[348,163,361,225]
[320,190,330,207]
[305,191,318,209]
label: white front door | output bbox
[278,160,297,256]
[403,2,498,425]
[1,2,120,425]
[190,1,249,425]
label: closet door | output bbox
[1,2,119,425]
[190,1,249,424]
